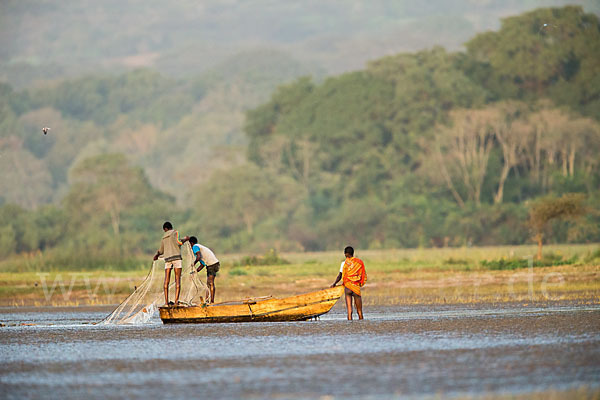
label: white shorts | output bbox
[165,259,182,270]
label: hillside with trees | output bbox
[2,0,598,87]
[0,50,312,207]
[0,6,599,266]
[189,6,600,251]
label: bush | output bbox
[0,250,147,273]
[235,249,289,266]
[443,257,469,265]
[584,247,600,262]
[228,267,248,276]
[480,254,578,270]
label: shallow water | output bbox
[1,304,599,399]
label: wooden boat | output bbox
[158,286,344,324]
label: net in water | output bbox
[101,242,209,324]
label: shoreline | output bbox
[2,245,598,308]
[1,299,599,313]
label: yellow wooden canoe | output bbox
[158,285,344,323]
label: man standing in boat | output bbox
[331,246,367,320]
[153,221,187,306]
[189,236,220,304]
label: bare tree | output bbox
[567,117,600,177]
[434,108,496,206]
[526,107,600,187]
[525,109,562,187]
[491,102,529,204]
[433,139,466,208]
[579,119,600,177]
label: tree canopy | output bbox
[0,6,599,261]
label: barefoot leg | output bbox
[207,275,216,303]
[344,287,353,320]
[174,267,182,304]
[164,267,172,305]
[354,293,364,320]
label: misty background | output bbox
[3,0,596,85]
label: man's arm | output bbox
[153,240,164,261]
[179,232,191,244]
[330,272,342,288]
[195,254,207,272]
[191,248,207,272]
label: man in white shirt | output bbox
[189,236,220,303]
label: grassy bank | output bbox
[0,244,598,307]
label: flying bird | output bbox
[42,127,50,135]
[538,23,558,34]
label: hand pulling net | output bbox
[100,242,209,324]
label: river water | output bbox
[1,304,599,399]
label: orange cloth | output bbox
[342,257,367,296]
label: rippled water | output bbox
[1,304,599,399]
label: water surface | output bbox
[1,304,599,399]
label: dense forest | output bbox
[1,6,599,266]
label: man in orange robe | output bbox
[331,246,367,320]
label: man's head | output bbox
[344,246,354,257]
[163,221,173,231]
[189,236,198,245]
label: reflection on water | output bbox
[1,304,599,399]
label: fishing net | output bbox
[100,242,209,324]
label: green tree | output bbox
[187,164,303,251]
[64,153,168,240]
[0,225,16,256]
[0,137,53,208]
[0,203,42,256]
[528,193,587,260]
[465,6,600,118]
